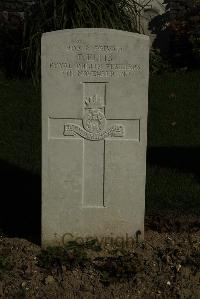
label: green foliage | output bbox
[93,253,144,284]
[150,49,172,74]
[65,239,102,251]
[151,0,200,68]
[22,0,146,85]
[38,239,101,269]
[171,0,200,67]
[38,245,89,269]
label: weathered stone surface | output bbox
[42,28,149,246]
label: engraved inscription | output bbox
[49,62,140,78]
[77,53,112,62]
[63,123,124,141]
[66,44,124,52]
[49,40,141,78]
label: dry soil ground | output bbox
[0,216,200,299]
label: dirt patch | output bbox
[0,216,200,299]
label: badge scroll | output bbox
[63,95,125,141]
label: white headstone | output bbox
[42,28,149,246]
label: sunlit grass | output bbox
[148,70,200,147]
[146,166,200,215]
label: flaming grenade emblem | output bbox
[63,92,125,141]
[83,95,106,133]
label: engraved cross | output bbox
[63,82,126,207]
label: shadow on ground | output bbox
[147,147,200,180]
[0,147,199,244]
[0,160,41,244]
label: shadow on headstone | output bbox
[0,160,41,244]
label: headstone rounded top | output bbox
[42,28,149,41]
[42,24,149,246]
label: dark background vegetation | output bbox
[150,0,200,69]
[0,0,200,243]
